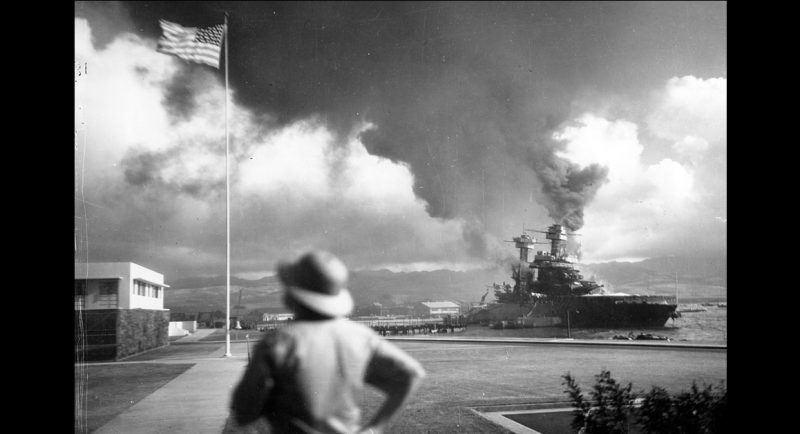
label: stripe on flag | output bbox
[157,20,224,69]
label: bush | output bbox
[563,370,636,434]
[638,382,727,434]
[563,370,727,434]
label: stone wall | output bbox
[75,309,170,361]
[116,309,170,359]
[75,309,118,361]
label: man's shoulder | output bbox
[286,317,375,330]
[339,318,376,330]
[261,319,381,342]
[337,318,384,336]
[255,327,287,347]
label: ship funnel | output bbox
[546,224,568,258]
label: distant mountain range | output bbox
[169,275,278,289]
[580,255,727,288]
[164,255,726,314]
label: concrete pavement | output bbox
[93,343,249,434]
[174,328,219,342]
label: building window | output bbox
[97,281,118,308]
[134,280,161,298]
[135,280,147,296]
[75,280,87,310]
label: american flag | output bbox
[157,20,225,69]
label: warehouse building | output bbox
[412,301,461,318]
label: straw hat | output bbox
[277,251,353,317]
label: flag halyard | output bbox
[157,19,225,69]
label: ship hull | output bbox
[562,295,677,328]
[466,295,677,329]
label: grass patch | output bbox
[123,343,223,361]
[199,329,265,342]
[75,363,194,432]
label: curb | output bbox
[383,336,726,350]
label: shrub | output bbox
[562,370,636,434]
[563,370,727,434]
[635,386,673,433]
[638,381,727,434]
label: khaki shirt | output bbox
[231,318,424,433]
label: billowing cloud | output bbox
[552,76,726,261]
[672,136,710,165]
[647,76,727,145]
[75,3,726,280]
[74,17,473,279]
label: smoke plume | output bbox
[532,154,609,231]
[114,2,618,256]
[76,2,725,275]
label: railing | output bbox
[253,316,468,334]
[350,317,446,327]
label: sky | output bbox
[74,1,727,280]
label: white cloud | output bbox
[553,76,726,261]
[648,76,727,216]
[74,18,472,277]
[75,15,726,274]
[643,159,695,205]
[644,76,727,222]
[647,75,727,146]
[554,114,643,186]
[237,121,335,200]
[75,19,94,59]
[339,125,425,211]
[75,19,176,189]
[672,135,710,165]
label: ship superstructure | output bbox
[472,224,679,328]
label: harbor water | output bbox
[442,302,727,345]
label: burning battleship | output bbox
[466,224,679,328]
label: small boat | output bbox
[634,333,670,341]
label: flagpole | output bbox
[224,11,232,358]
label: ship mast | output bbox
[513,233,535,262]
[511,233,536,293]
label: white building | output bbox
[74,262,171,361]
[74,262,170,311]
[168,320,198,337]
[262,312,294,321]
[413,301,461,318]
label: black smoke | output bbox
[120,1,616,253]
[532,154,609,231]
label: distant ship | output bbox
[466,224,679,328]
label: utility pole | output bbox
[566,310,571,338]
[674,255,679,306]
